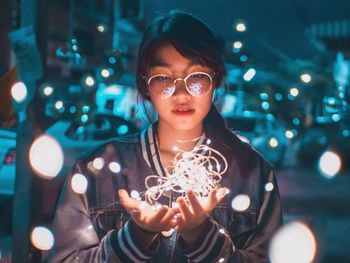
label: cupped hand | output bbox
[118,189,177,233]
[175,187,228,244]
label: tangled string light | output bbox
[144,143,228,205]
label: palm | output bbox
[118,189,177,232]
[175,187,227,233]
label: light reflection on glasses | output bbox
[144,71,215,99]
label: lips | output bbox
[172,105,195,116]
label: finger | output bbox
[177,196,192,221]
[208,189,218,208]
[186,190,202,214]
[216,187,229,202]
[160,207,177,225]
[174,213,185,230]
[118,189,139,211]
[150,205,168,223]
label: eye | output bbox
[189,72,207,80]
[153,75,171,82]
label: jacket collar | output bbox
[140,123,206,178]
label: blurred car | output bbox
[0,128,16,196]
[224,111,288,166]
[45,112,139,174]
[0,128,16,235]
[297,115,350,165]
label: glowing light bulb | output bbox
[31,226,54,250]
[11,82,27,103]
[131,190,140,199]
[29,135,63,179]
[231,194,250,212]
[269,221,316,263]
[71,173,88,194]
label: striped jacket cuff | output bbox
[113,220,159,263]
[178,220,228,263]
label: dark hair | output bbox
[136,10,236,144]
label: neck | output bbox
[156,122,203,153]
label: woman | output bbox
[48,11,282,263]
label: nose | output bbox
[173,78,191,98]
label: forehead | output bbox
[150,45,208,72]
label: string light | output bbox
[143,144,228,205]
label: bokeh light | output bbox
[265,182,274,192]
[285,130,294,139]
[300,73,312,83]
[109,161,121,173]
[243,68,256,81]
[269,137,279,148]
[43,86,54,96]
[93,157,105,170]
[11,82,28,103]
[235,22,247,32]
[231,194,250,212]
[31,226,54,251]
[269,221,316,263]
[290,87,299,97]
[318,151,342,178]
[101,68,111,78]
[29,135,64,179]
[55,100,63,110]
[71,173,88,194]
[233,41,242,49]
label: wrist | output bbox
[129,220,159,249]
[180,218,211,246]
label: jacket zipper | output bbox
[169,231,178,263]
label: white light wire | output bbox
[144,144,227,204]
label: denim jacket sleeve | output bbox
[47,162,123,263]
[47,161,158,263]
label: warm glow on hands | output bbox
[174,187,228,242]
[118,189,177,233]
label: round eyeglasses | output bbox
[144,71,215,99]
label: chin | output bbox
[170,120,202,132]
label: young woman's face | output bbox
[147,44,215,132]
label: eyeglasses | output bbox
[144,71,215,99]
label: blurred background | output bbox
[0,0,350,262]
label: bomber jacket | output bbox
[48,124,282,263]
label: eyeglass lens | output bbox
[148,72,212,98]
